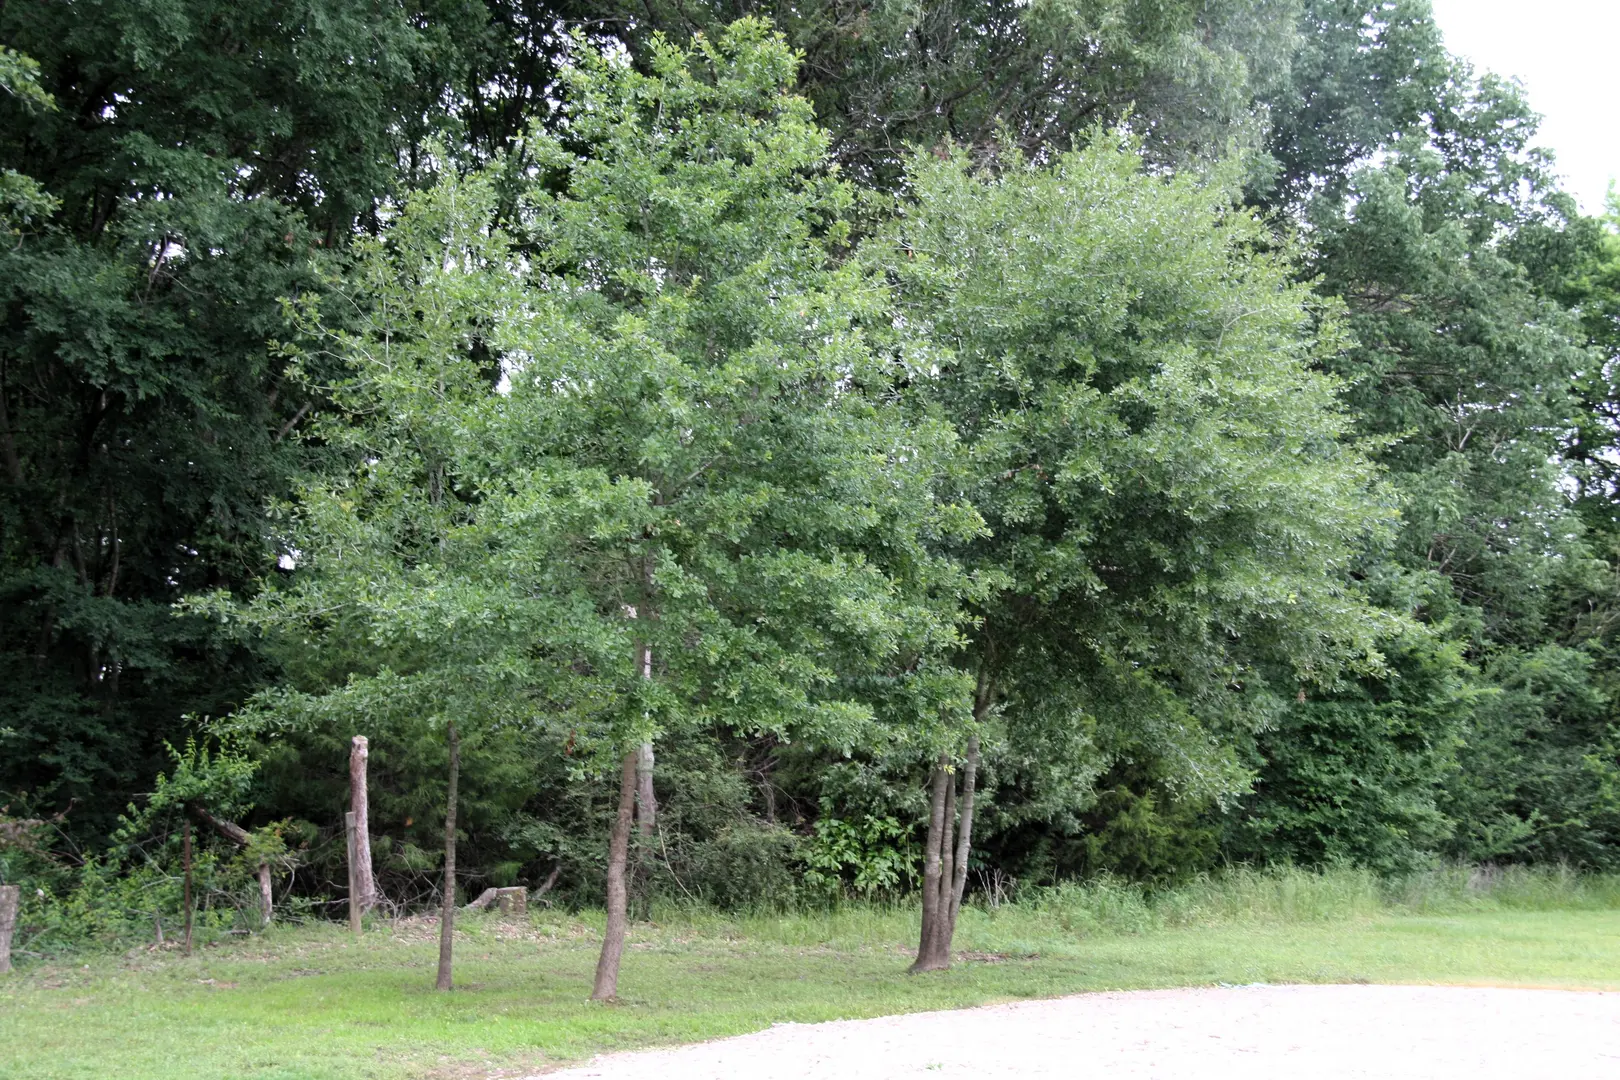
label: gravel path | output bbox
[533,984,1620,1078]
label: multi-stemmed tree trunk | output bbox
[435,720,460,991]
[349,735,378,913]
[591,748,640,1001]
[911,735,980,972]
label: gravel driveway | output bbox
[533,984,1620,1078]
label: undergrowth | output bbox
[639,863,1620,952]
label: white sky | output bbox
[1429,0,1620,214]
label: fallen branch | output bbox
[187,805,273,928]
[464,887,501,911]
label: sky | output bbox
[1429,0,1619,214]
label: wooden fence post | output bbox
[0,884,19,973]
[345,810,362,935]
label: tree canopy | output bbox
[7,0,1620,976]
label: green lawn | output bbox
[5,897,1620,1080]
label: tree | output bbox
[0,46,56,233]
[1255,0,1449,207]
[597,0,1300,185]
[873,136,1398,967]
[208,21,976,994]
[1236,60,1609,871]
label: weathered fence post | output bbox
[0,884,19,973]
[345,810,362,935]
[349,736,377,913]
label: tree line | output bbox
[4,1,1620,985]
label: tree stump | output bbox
[464,886,527,915]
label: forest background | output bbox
[5,0,1620,965]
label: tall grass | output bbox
[636,864,1620,953]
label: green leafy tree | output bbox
[209,22,977,994]
[0,45,56,232]
[872,135,1399,967]
[1239,60,1610,870]
[1255,0,1449,207]
[602,0,1300,184]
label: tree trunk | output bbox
[948,736,980,929]
[464,886,526,914]
[182,819,194,955]
[345,811,362,935]
[464,887,500,911]
[534,862,561,900]
[911,735,982,973]
[633,738,656,919]
[0,884,18,974]
[435,720,460,992]
[591,749,639,1001]
[932,774,957,962]
[911,754,951,972]
[624,608,656,920]
[349,735,378,912]
[257,862,273,929]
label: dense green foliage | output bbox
[5,0,1620,963]
[0,0,472,841]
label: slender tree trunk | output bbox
[345,811,361,935]
[911,755,951,972]
[182,820,194,956]
[948,736,980,929]
[626,609,656,919]
[435,721,460,992]
[634,738,656,918]
[591,749,639,1001]
[257,862,273,929]
[932,775,957,961]
[349,735,378,912]
[0,884,18,974]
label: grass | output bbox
[4,866,1620,1080]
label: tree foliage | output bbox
[0,0,498,840]
[10,0,1620,950]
